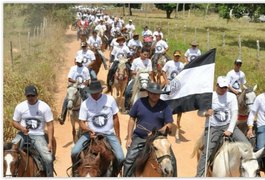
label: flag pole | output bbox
[204,117,211,177]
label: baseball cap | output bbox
[75,56,83,63]
[173,50,181,57]
[234,59,242,64]
[217,76,229,88]
[129,19,132,22]
[25,85,38,96]
[81,42,87,47]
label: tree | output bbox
[114,3,141,16]
[217,4,265,22]
[155,3,191,19]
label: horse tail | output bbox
[190,132,204,161]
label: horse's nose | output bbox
[67,101,73,109]
[164,168,173,176]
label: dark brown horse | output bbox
[77,134,119,177]
[134,128,174,177]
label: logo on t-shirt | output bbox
[25,118,41,130]
[214,109,229,122]
[92,114,108,127]
[165,78,181,98]
[232,81,240,90]
[170,70,179,80]
[190,55,198,62]
[156,46,162,52]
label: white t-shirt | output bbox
[13,100,53,135]
[131,57,152,72]
[226,70,246,90]
[95,24,107,36]
[79,94,119,134]
[111,44,130,61]
[125,23,135,33]
[76,49,96,68]
[206,91,238,129]
[153,31,164,41]
[87,35,102,49]
[142,29,153,37]
[127,39,143,49]
[110,38,119,48]
[247,93,265,128]
[154,40,168,54]
[162,60,184,80]
[68,65,91,83]
[184,48,201,62]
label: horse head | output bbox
[115,58,129,81]
[4,142,19,177]
[238,84,257,115]
[78,152,101,177]
[67,84,81,110]
[137,69,150,90]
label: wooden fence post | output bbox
[18,32,22,56]
[183,24,186,44]
[222,32,226,48]
[194,27,197,41]
[207,28,210,50]
[28,32,30,55]
[238,34,242,59]
[10,41,14,70]
[256,40,260,67]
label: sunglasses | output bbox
[26,95,36,97]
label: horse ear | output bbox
[243,84,248,90]
[96,152,101,160]
[253,84,257,92]
[254,147,265,159]
[165,126,170,136]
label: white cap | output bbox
[217,76,229,88]
[75,56,83,63]
[234,59,242,64]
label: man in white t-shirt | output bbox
[87,30,108,70]
[12,85,55,177]
[58,56,91,125]
[71,80,124,177]
[226,59,246,95]
[125,19,135,39]
[127,34,143,58]
[162,50,184,130]
[124,47,154,112]
[152,27,164,41]
[76,41,97,80]
[184,41,201,64]
[196,76,250,177]
[106,36,130,91]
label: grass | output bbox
[110,7,265,93]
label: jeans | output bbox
[12,133,54,177]
[107,61,119,87]
[71,133,124,175]
[256,125,265,150]
[89,68,97,80]
[124,79,135,110]
[196,124,250,177]
[123,135,177,177]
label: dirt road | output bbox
[53,28,206,177]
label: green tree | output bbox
[114,3,142,16]
[155,3,191,19]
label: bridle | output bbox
[4,149,22,177]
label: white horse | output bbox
[67,83,82,143]
[211,141,264,177]
[130,69,150,105]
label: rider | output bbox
[123,82,177,177]
[58,56,91,125]
[162,50,185,130]
[184,41,201,64]
[142,26,153,38]
[226,59,246,96]
[195,76,251,177]
[124,47,154,113]
[94,19,107,37]
[106,36,130,92]
[71,80,124,177]
[247,92,265,172]
[127,33,143,58]
[125,19,135,39]
[12,85,55,177]
[76,16,89,41]
[152,27,163,41]
[87,29,108,70]
[76,41,97,80]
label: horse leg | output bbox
[71,116,77,144]
[175,113,182,143]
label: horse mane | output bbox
[219,141,253,159]
[4,142,13,150]
[135,130,164,174]
[130,69,149,105]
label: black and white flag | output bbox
[161,48,216,114]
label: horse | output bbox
[151,54,167,85]
[134,128,175,177]
[78,27,89,42]
[90,47,108,75]
[77,134,119,177]
[191,135,264,177]
[66,83,82,143]
[111,57,129,111]
[4,136,57,177]
[237,84,257,135]
[130,69,150,106]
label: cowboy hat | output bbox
[190,41,199,46]
[145,83,169,94]
[85,80,105,94]
[116,36,126,42]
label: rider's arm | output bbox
[68,77,76,84]
[113,113,120,140]
[159,123,172,134]
[12,121,28,134]
[127,117,135,141]
[162,70,168,85]
[46,121,54,150]
[78,120,92,133]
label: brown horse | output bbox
[151,54,167,85]
[134,128,175,177]
[111,58,129,111]
[77,134,119,177]
[3,137,56,177]
[90,49,107,75]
